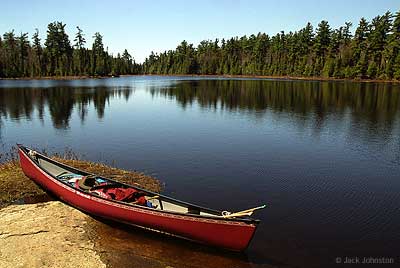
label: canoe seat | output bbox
[38,158,67,177]
[161,201,188,213]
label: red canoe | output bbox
[18,145,260,251]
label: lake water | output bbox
[1,76,399,267]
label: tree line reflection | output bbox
[1,80,399,136]
[151,80,400,134]
[0,87,132,129]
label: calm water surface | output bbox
[1,76,399,267]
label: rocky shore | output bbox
[0,155,162,268]
[0,201,106,268]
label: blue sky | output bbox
[1,0,398,62]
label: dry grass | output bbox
[0,150,161,208]
[53,157,161,192]
[0,160,44,207]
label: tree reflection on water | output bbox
[0,86,132,129]
[0,79,399,138]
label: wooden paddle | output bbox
[222,204,266,218]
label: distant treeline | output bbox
[144,11,400,80]
[0,22,141,78]
[1,10,400,80]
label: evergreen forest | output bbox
[144,11,400,80]
[0,22,140,78]
[1,10,400,80]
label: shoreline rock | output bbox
[0,201,106,268]
[0,156,162,267]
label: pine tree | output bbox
[391,11,400,79]
[74,26,86,75]
[314,20,331,61]
[0,36,3,77]
[17,32,29,76]
[2,30,18,77]
[121,49,133,74]
[32,28,43,76]
[44,22,72,76]
[353,18,370,78]
[91,32,106,75]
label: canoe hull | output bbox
[18,148,257,251]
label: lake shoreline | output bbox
[133,74,400,83]
[1,74,400,83]
[0,75,113,81]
